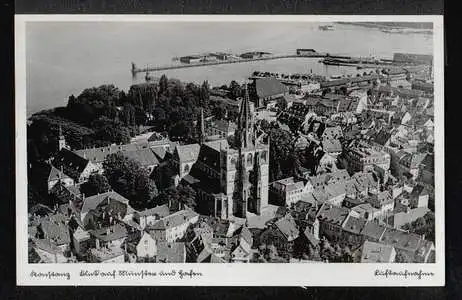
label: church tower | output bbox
[218,83,269,220]
[58,126,68,151]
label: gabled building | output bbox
[365,190,394,215]
[386,207,430,229]
[398,152,427,180]
[360,220,387,242]
[249,77,289,108]
[360,240,396,263]
[134,231,158,260]
[171,143,201,181]
[342,143,390,174]
[341,214,367,247]
[147,209,199,243]
[156,242,187,263]
[269,177,307,207]
[132,204,170,230]
[351,172,379,195]
[231,226,255,263]
[47,165,75,192]
[316,203,350,242]
[379,228,435,263]
[74,143,146,171]
[51,148,99,184]
[75,191,132,229]
[88,223,128,263]
[35,213,71,258]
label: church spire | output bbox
[237,84,253,149]
[59,125,64,138]
[197,107,205,144]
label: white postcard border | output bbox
[15,14,445,286]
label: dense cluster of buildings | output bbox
[28,53,435,264]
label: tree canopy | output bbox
[402,211,435,243]
[80,173,111,197]
[103,152,158,209]
[267,127,295,181]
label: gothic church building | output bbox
[183,87,270,220]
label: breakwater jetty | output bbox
[131,49,350,77]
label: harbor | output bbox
[132,49,432,77]
[131,49,354,77]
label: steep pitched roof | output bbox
[372,129,392,146]
[322,126,343,139]
[175,144,201,163]
[303,228,320,247]
[322,138,342,153]
[151,146,167,160]
[352,172,377,192]
[29,203,54,216]
[81,191,130,218]
[420,154,434,173]
[196,142,222,172]
[400,153,427,169]
[47,165,71,182]
[240,226,253,246]
[324,181,347,198]
[390,207,429,228]
[370,190,393,207]
[361,221,387,241]
[342,215,367,234]
[255,77,288,98]
[51,148,90,181]
[275,216,299,241]
[40,214,71,245]
[33,239,62,254]
[137,204,170,218]
[156,242,186,263]
[149,209,199,231]
[361,240,395,263]
[380,228,423,252]
[122,148,159,167]
[74,143,144,163]
[316,204,350,226]
[89,223,128,242]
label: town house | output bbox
[88,223,128,263]
[147,209,200,243]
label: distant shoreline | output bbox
[336,22,433,32]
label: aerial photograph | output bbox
[25,21,436,264]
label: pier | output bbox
[131,51,350,77]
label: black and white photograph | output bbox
[15,15,445,286]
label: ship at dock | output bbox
[319,25,335,31]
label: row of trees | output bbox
[28,74,250,168]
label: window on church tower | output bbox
[247,153,253,166]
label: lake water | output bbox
[26,22,433,116]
